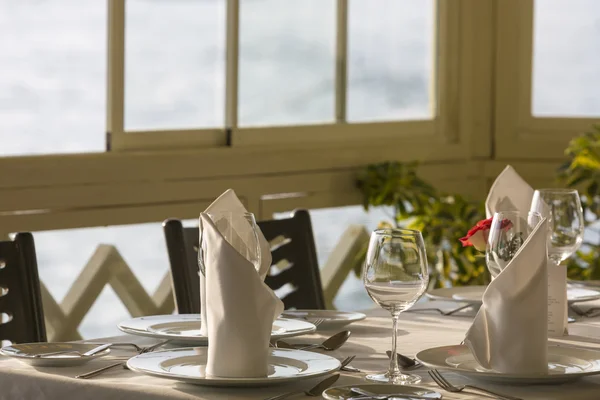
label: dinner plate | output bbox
[427,286,600,305]
[416,344,600,384]
[126,347,340,386]
[322,384,442,400]
[279,310,366,330]
[0,342,110,367]
[118,314,316,345]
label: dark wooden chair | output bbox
[163,209,325,313]
[0,233,47,344]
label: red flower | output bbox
[460,217,512,251]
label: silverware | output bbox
[85,342,143,352]
[570,304,600,318]
[350,387,435,400]
[428,369,522,400]
[385,350,422,370]
[405,303,475,316]
[75,340,169,379]
[340,355,360,372]
[276,330,351,351]
[263,373,340,400]
[32,343,111,358]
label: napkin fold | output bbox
[485,165,534,218]
[199,189,283,378]
[464,217,548,374]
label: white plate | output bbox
[118,314,316,345]
[416,344,600,384]
[126,347,340,386]
[427,286,600,305]
[280,310,366,330]
[322,384,441,400]
[0,342,110,367]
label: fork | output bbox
[311,318,325,327]
[406,304,475,316]
[75,340,169,379]
[340,355,360,372]
[428,369,522,400]
[570,304,600,317]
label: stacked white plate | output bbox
[417,344,600,384]
[126,347,340,386]
[427,285,600,305]
[118,314,316,345]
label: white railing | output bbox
[41,226,369,341]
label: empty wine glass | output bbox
[198,211,261,275]
[530,189,584,266]
[363,228,429,385]
[486,211,542,278]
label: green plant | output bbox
[356,161,488,287]
[558,125,600,280]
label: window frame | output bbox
[0,0,488,238]
[494,0,600,161]
[107,0,464,155]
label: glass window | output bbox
[532,0,600,116]
[239,0,336,126]
[347,0,435,122]
[275,205,394,311]
[125,0,226,130]
[0,0,106,156]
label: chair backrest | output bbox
[0,233,47,344]
[163,209,325,314]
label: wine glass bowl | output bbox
[363,228,429,385]
[530,189,584,265]
[486,211,542,279]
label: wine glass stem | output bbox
[389,314,401,378]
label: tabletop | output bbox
[3,302,600,400]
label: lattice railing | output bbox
[41,244,174,341]
[40,226,368,341]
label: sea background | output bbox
[0,0,598,338]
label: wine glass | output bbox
[486,211,542,279]
[530,189,584,266]
[198,211,261,275]
[363,228,429,385]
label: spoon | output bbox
[386,350,421,370]
[276,330,351,351]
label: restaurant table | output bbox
[3,302,600,400]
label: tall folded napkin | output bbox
[199,189,283,378]
[464,218,548,374]
[485,165,534,218]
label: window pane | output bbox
[0,1,105,156]
[275,205,393,311]
[125,0,226,130]
[347,0,434,122]
[532,0,600,116]
[239,0,335,127]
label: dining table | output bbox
[2,301,600,400]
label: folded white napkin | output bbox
[485,165,534,218]
[199,189,283,378]
[464,217,549,374]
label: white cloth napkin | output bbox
[485,165,535,218]
[199,189,283,378]
[464,217,549,374]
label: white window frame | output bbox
[494,0,600,161]
[0,0,489,236]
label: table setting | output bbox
[4,182,600,399]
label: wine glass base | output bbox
[366,371,422,385]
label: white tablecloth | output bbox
[3,303,600,399]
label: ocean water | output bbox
[1,0,599,338]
